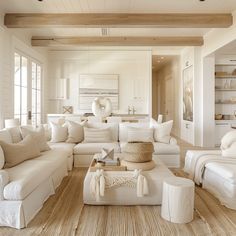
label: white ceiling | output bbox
[1,0,236,13]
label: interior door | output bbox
[165,76,174,121]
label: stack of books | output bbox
[96,148,119,166]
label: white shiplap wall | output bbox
[47,50,152,115]
[0,19,48,128]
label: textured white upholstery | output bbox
[74,142,121,155]
[48,142,75,157]
[0,170,9,200]
[3,149,67,200]
[205,162,236,184]
[153,142,180,155]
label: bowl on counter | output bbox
[215,114,223,120]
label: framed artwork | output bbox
[183,66,193,122]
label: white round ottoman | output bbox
[161,177,195,224]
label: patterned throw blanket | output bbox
[90,169,149,201]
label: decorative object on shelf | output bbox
[183,66,193,122]
[215,71,228,76]
[62,106,73,114]
[233,69,236,75]
[224,80,231,89]
[92,97,112,118]
[215,114,223,120]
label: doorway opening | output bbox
[152,55,181,136]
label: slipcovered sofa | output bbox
[184,130,236,210]
[0,128,69,229]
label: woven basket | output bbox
[123,142,154,163]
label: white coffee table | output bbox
[83,155,175,205]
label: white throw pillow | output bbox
[153,120,173,144]
[221,130,236,150]
[83,127,112,143]
[0,146,4,169]
[20,126,51,152]
[50,122,68,143]
[222,142,236,158]
[65,120,84,143]
[127,127,154,142]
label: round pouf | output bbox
[161,177,195,224]
[123,142,154,163]
[121,160,156,171]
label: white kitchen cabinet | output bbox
[181,121,194,145]
[56,78,68,100]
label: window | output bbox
[14,52,42,126]
[14,53,28,125]
[31,62,42,126]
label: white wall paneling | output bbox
[47,50,152,115]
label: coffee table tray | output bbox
[89,159,127,172]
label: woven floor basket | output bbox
[123,142,154,163]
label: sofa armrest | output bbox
[169,137,177,145]
[0,170,9,200]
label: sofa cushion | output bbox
[153,142,180,155]
[86,122,118,141]
[0,135,41,168]
[0,130,12,143]
[48,142,76,157]
[3,149,67,200]
[205,162,236,183]
[73,142,120,155]
[119,123,150,142]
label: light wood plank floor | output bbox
[1,140,236,236]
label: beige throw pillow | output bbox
[20,126,51,152]
[0,135,41,168]
[83,127,112,143]
[65,120,84,143]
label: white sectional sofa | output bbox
[0,128,69,229]
[0,119,180,228]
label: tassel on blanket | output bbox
[135,169,149,197]
[90,169,105,201]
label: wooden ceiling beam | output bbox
[31,36,204,47]
[5,13,232,28]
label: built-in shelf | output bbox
[215,75,236,79]
[215,89,236,91]
[216,102,236,104]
